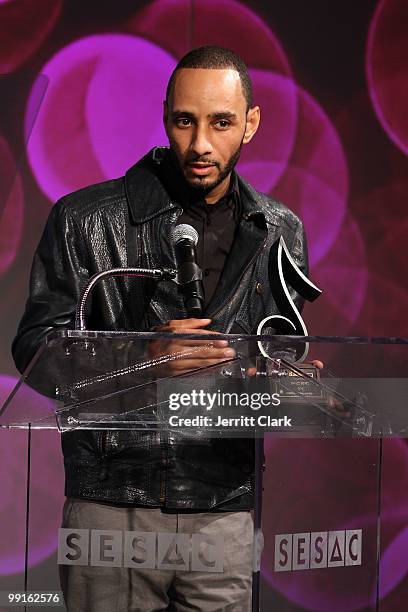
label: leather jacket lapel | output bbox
[125,150,178,224]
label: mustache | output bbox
[185,157,220,168]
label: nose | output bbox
[190,124,213,157]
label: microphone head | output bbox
[172,223,198,247]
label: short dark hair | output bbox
[166,45,253,109]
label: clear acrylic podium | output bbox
[1,330,407,611]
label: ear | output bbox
[243,105,260,144]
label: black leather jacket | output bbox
[12,147,308,510]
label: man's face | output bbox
[164,68,260,200]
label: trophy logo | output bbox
[257,236,322,363]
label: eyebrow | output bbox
[171,110,238,121]
[210,111,237,120]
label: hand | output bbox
[149,318,236,375]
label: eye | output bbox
[175,117,192,128]
[214,120,231,130]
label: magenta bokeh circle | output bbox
[367,0,408,155]
[303,214,367,342]
[273,86,349,267]
[85,37,176,180]
[26,34,176,202]
[128,0,292,75]
[351,180,408,338]
[237,69,298,193]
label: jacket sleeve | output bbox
[12,200,90,373]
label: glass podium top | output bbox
[1,330,408,437]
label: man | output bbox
[13,46,308,611]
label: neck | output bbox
[204,174,232,205]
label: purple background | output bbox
[0,0,407,609]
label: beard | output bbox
[171,140,243,196]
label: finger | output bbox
[171,329,229,347]
[170,346,236,360]
[167,327,225,336]
[170,356,236,372]
[166,318,212,329]
[169,339,228,351]
[148,339,230,360]
[153,336,230,350]
[311,359,324,369]
[168,339,230,349]
[246,367,257,377]
[161,328,229,348]
[154,324,222,336]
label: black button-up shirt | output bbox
[178,173,241,308]
[158,153,242,311]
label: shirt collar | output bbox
[185,171,241,218]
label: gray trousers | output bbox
[60,499,253,612]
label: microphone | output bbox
[172,224,204,317]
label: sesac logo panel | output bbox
[274,530,362,572]
[58,529,224,573]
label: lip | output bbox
[187,163,215,176]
